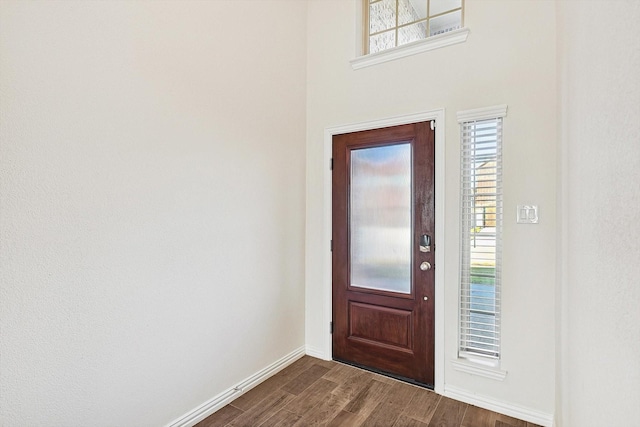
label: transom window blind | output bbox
[458,106,506,362]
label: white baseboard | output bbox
[444,385,554,427]
[166,346,306,427]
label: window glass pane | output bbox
[370,0,396,34]
[369,30,396,54]
[398,21,428,46]
[350,143,412,294]
[398,0,427,25]
[366,0,464,54]
[429,9,461,36]
[429,0,461,17]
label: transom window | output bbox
[365,0,463,54]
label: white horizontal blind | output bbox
[459,113,504,361]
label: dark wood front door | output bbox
[332,121,435,387]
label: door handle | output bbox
[420,261,432,271]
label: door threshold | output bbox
[333,358,434,390]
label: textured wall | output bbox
[0,1,307,425]
[557,1,640,425]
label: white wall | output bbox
[0,1,307,425]
[5,1,637,425]
[305,0,557,420]
[557,1,640,426]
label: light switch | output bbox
[517,205,539,224]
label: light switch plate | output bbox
[517,205,539,224]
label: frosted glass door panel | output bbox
[350,143,412,294]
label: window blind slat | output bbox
[459,115,503,363]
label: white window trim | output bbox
[451,358,507,381]
[457,105,507,123]
[455,104,507,374]
[350,28,470,70]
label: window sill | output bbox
[350,28,470,70]
[452,358,507,381]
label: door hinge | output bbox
[330,239,333,252]
[330,158,334,170]
[330,321,333,334]
[430,120,436,130]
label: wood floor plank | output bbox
[494,412,527,427]
[343,379,389,417]
[371,373,399,385]
[284,378,339,415]
[227,389,295,427]
[327,410,369,427]
[428,395,468,427]
[228,377,283,412]
[402,388,440,423]
[331,369,375,401]
[310,357,338,369]
[382,381,419,410]
[361,402,403,426]
[263,356,316,387]
[230,357,315,411]
[258,409,302,427]
[294,392,353,426]
[281,364,331,395]
[393,415,430,427]
[323,362,359,382]
[194,404,242,427]
[360,380,419,426]
[271,356,320,385]
[299,373,377,426]
[461,405,495,427]
[197,357,539,427]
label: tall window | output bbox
[365,0,463,54]
[458,105,506,364]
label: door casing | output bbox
[314,109,446,394]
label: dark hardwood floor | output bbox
[196,356,541,427]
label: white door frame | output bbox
[320,109,446,394]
